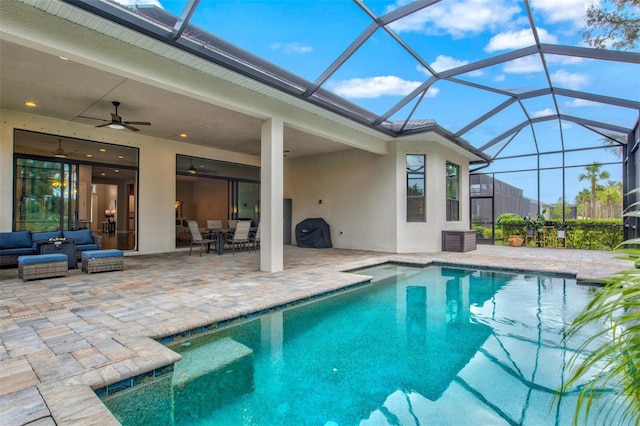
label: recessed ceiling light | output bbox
[58,56,69,61]
[86,154,93,158]
[101,173,106,176]
[180,133,188,138]
[118,155,124,159]
[114,169,120,173]
[99,148,106,152]
[24,101,36,107]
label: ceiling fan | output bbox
[80,101,151,132]
[53,138,69,158]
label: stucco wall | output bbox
[394,140,471,253]
[284,148,398,252]
[284,140,471,253]
[0,109,258,255]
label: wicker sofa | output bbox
[0,229,102,267]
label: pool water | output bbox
[102,264,627,425]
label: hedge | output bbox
[488,219,624,250]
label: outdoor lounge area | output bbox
[0,0,639,424]
[0,245,634,425]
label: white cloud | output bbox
[485,28,558,52]
[530,0,594,26]
[551,69,589,89]
[425,86,440,98]
[114,0,163,7]
[417,55,482,77]
[564,98,600,107]
[494,74,506,82]
[431,55,468,72]
[269,42,313,55]
[388,0,521,36]
[328,76,423,98]
[532,108,556,118]
[503,56,544,73]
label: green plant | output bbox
[556,189,640,425]
[557,266,640,425]
[524,209,547,233]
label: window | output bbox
[446,162,459,221]
[407,155,425,222]
[14,158,78,231]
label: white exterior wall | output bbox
[394,140,471,253]
[285,149,398,252]
[2,111,474,256]
[284,140,472,253]
[0,109,259,255]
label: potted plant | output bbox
[507,235,524,247]
[555,220,570,239]
[523,209,546,246]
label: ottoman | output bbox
[82,249,124,274]
[18,254,68,281]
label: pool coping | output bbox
[7,246,629,425]
[92,259,590,403]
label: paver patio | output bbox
[0,245,633,425]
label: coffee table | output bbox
[35,239,77,269]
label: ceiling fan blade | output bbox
[95,123,111,128]
[123,123,140,132]
[124,121,151,126]
[77,115,109,122]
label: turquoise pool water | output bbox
[101,264,626,425]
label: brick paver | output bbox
[0,245,633,425]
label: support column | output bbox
[260,118,284,272]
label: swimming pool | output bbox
[101,263,627,425]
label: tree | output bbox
[551,197,572,219]
[575,188,592,218]
[603,181,623,218]
[602,133,627,158]
[557,189,640,425]
[582,0,640,50]
[578,163,611,218]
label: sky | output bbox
[115,0,638,204]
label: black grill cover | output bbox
[295,218,332,248]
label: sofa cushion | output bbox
[82,249,123,259]
[63,229,94,245]
[0,230,32,249]
[18,253,68,265]
[0,247,37,256]
[32,230,64,242]
[75,244,100,252]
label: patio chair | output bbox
[224,220,251,254]
[251,222,261,251]
[187,220,216,256]
[206,219,223,230]
[228,219,238,230]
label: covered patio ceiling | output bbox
[57,0,639,162]
[1,0,638,168]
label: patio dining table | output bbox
[206,227,257,255]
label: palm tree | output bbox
[558,269,640,425]
[578,163,611,218]
[557,188,640,425]
[575,188,592,218]
[603,181,623,218]
[600,133,626,158]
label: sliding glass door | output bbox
[14,158,78,232]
